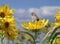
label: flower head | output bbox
[54,9,60,28]
[1,16,17,40]
[21,19,49,31]
[0,4,14,18]
[2,16,15,30]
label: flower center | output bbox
[4,22,9,28]
[0,12,5,18]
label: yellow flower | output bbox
[55,14,60,23]
[2,16,16,30]
[21,19,49,31]
[1,16,17,40]
[0,16,15,35]
[0,4,14,18]
[54,9,60,28]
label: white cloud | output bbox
[28,8,40,13]
[14,6,60,17]
[14,6,60,22]
[40,6,60,16]
[15,9,26,14]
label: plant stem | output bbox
[35,31,37,39]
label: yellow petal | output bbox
[44,19,49,27]
[9,9,14,14]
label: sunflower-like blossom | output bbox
[0,4,14,18]
[21,19,49,31]
[2,16,17,40]
[54,9,60,28]
[2,16,15,30]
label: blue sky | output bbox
[0,0,60,29]
[0,0,60,9]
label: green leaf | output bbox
[48,26,60,42]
